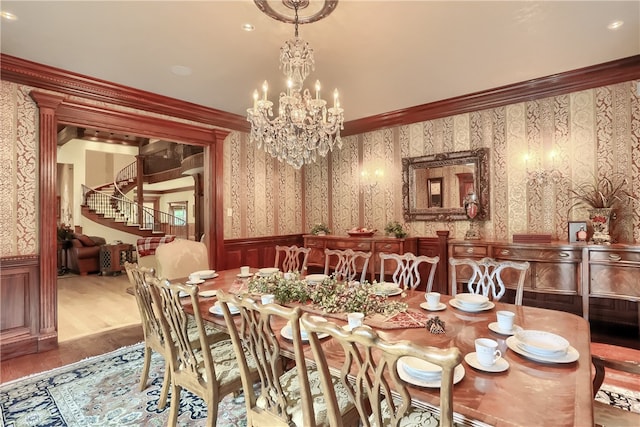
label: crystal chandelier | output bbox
[247,0,343,169]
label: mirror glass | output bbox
[402,148,490,221]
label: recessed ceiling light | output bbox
[0,11,18,21]
[242,23,255,32]
[170,65,192,76]
[607,20,624,30]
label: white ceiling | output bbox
[1,1,638,122]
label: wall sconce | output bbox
[360,166,384,191]
[524,150,565,187]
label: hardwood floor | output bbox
[57,272,141,341]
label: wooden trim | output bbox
[342,55,640,136]
[4,53,638,138]
[1,54,249,132]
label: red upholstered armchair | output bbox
[67,234,107,275]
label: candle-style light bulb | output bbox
[262,81,268,101]
[315,80,321,100]
[333,89,339,108]
[253,90,259,111]
[287,79,293,96]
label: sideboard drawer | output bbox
[304,238,325,249]
[493,246,581,262]
[334,239,371,251]
[374,241,402,253]
[451,245,488,257]
[589,250,640,264]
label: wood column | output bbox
[30,90,65,351]
[194,173,204,241]
[206,129,229,270]
[136,154,145,226]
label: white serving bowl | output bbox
[515,330,569,356]
[373,282,401,295]
[305,274,329,283]
[400,356,442,380]
[455,293,489,308]
[258,267,279,276]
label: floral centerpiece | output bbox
[247,273,407,316]
[384,221,408,238]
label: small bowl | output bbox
[455,293,489,308]
[258,267,279,276]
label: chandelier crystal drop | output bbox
[247,0,343,169]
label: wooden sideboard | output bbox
[303,234,418,283]
[449,239,640,330]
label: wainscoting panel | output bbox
[0,255,41,359]
[222,234,303,271]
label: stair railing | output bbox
[82,184,187,238]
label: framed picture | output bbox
[568,221,587,243]
[428,177,443,208]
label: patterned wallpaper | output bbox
[225,80,640,243]
[0,82,38,257]
[1,78,638,259]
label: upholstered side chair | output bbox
[274,245,311,274]
[449,257,530,305]
[217,290,358,427]
[147,278,245,427]
[301,313,462,427]
[379,252,440,291]
[154,238,209,280]
[324,248,372,282]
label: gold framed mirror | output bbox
[402,148,490,221]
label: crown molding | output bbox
[3,53,639,137]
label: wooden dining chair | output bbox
[449,256,530,305]
[324,248,372,282]
[274,244,311,274]
[147,277,244,427]
[379,252,439,290]
[591,344,640,426]
[216,290,358,427]
[301,313,462,427]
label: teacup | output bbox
[240,266,250,276]
[496,310,515,332]
[425,292,441,309]
[188,273,200,283]
[347,312,364,329]
[261,294,275,305]
[475,338,502,367]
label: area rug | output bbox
[596,385,640,414]
[0,343,247,426]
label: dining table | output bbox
[183,268,594,427]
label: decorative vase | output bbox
[588,207,612,244]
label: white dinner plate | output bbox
[186,279,205,285]
[488,322,523,336]
[236,273,253,278]
[192,270,216,279]
[280,325,329,342]
[178,290,190,298]
[397,361,465,388]
[506,336,579,364]
[208,302,240,316]
[198,290,217,298]
[464,352,509,373]
[419,302,447,312]
[258,268,279,276]
[449,298,495,312]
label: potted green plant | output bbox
[384,221,408,238]
[569,173,638,244]
[310,223,330,236]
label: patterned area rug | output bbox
[0,343,247,426]
[596,385,640,414]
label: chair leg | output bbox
[139,346,152,391]
[206,391,220,427]
[158,361,171,410]
[167,384,181,427]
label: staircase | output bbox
[81,162,188,238]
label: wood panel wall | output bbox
[0,256,40,359]
[223,234,304,271]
